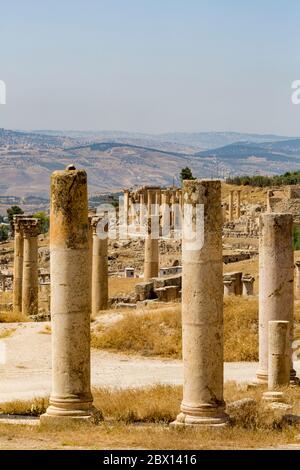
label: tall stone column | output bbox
[173,180,228,427]
[257,213,295,384]
[21,218,40,317]
[13,215,25,314]
[139,191,145,230]
[91,216,108,315]
[0,275,5,292]
[263,321,290,403]
[41,166,100,424]
[229,190,234,221]
[267,190,274,213]
[144,194,159,281]
[123,189,129,227]
[236,190,241,219]
[295,261,300,299]
[170,191,176,230]
[155,189,161,215]
[161,190,171,235]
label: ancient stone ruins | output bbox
[0,165,300,427]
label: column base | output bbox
[255,369,268,384]
[256,369,298,386]
[262,391,285,403]
[40,404,103,426]
[171,411,229,428]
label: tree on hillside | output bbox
[0,225,9,242]
[7,206,24,233]
[180,167,196,185]
[34,211,50,234]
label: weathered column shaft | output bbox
[13,221,24,313]
[21,220,39,317]
[295,262,300,298]
[161,191,171,234]
[144,214,159,281]
[92,217,108,314]
[123,190,129,226]
[263,321,290,403]
[236,190,241,219]
[229,190,234,221]
[257,213,294,383]
[139,192,145,228]
[41,167,99,424]
[173,180,228,427]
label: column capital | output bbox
[90,215,108,236]
[19,218,41,237]
[13,214,30,233]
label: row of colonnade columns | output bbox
[9,166,298,426]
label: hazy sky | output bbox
[0,0,300,134]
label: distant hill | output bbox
[1,129,300,198]
[196,139,300,163]
[33,129,295,150]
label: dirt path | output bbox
[0,322,299,403]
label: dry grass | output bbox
[91,297,259,361]
[0,292,29,323]
[0,311,29,323]
[0,383,300,449]
[91,304,181,358]
[109,277,141,297]
[224,297,258,361]
[0,327,15,339]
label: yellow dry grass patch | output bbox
[92,304,181,358]
[0,292,29,323]
[109,277,141,297]
[91,297,259,361]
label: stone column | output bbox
[173,180,228,427]
[21,218,40,317]
[144,214,159,281]
[170,191,176,230]
[0,275,5,292]
[236,190,241,219]
[242,274,255,296]
[13,215,25,314]
[161,190,171,235]
[263,321,290,403]
[229,190,234,221]
[91,216,108,315]
[41,166,100,424]
[256,213,295,384]
[155,189,161,216]
[267,190,274,213]
[147,189,155,217]
[139,191,145,230]
[246,218,250,234]
[123,189,129,227]
[295,261,300,299]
